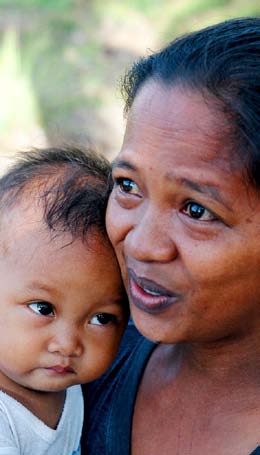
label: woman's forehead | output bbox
[122,82,239,168]
[128,81,227,131]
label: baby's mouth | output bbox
[46,365,75,375]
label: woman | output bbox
[83,17,260,455]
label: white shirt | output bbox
[0,385,83,454]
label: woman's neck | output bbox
[158,330,260,388]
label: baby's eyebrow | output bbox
[25,282,59,296]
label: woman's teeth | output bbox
[143,287,162,296]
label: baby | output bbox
[0,146,129,454]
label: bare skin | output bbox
[132,341,260,455]
[0,198,127,429]
[107,82,260,454]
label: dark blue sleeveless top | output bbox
[82,324,260,455]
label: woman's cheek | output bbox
[106,197,116,242]
[106,195,130,244]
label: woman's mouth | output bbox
[128,268,179,314]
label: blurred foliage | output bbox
[0,0,259,160]
[0,29,40,133]
[0,0,73,9]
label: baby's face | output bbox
[0,202,128,395]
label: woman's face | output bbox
[106,81,260,344]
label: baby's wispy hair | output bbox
[0,146,112,241]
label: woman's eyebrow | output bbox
[177,176,233,210]
[111,159,137,171]
[112,161,233,210]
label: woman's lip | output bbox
[128,268,175,296]
[128,268,179,314]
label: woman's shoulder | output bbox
[117,320,153,357]
[83,322,154,402]
[81,323,155,455]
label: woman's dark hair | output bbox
[0,146,112,240]
[121,17,260,187]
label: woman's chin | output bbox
[130,307,179,344]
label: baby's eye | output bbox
[182,202,216,221]
[28,301,55,317]
[89,313,118,326]
[115,177,141,196]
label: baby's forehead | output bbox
[0,175,55,215]
[0,195,110,254]
[1,182,47,220]
[0,198,49,255]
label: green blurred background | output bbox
[0,0,259,168]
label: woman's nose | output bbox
[48,326,83,358]
[125,208,178,263]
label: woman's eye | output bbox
[89,313,118,326]
[115,177,141,196]
[182,202,216,221]
[28,302,55,317]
